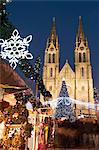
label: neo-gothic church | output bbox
[42,16,95,115]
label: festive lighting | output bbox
[8,127,20,138]
[0,121,5,140]
[43,96,99,111]
[26,101,33,110]
[54,80,76,122]
[18,57,52,97]
[0,29,33,69]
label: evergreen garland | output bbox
[18,57,52,99]
[0,0,15,39]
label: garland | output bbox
[18,57,52,98]
[0,0,15,39]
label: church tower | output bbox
[74,16,94,115]
[43,18,59,100]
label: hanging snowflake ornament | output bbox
[0,29,33,69]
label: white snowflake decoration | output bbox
[0,29,33,69]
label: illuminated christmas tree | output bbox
[54,79,76,122]
[59,79,69,97]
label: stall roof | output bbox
[0,58,27,88]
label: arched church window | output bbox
[52,53,55,63]
[81,67,84,77]
[79,53,81,62]
[50,68,53,77]
[83,52,86,62]
[48,54,51,63]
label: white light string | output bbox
[42,97,99,110]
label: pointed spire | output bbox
[47,17,59,48]
[66,59,68,64]
[51,17,56,38]
[77,16,85,41]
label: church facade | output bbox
[42,16,95,116]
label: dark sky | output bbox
[7,0,99,88]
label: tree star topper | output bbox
[0,29,33,69]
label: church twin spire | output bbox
[76,16,88,47]
[50,17,56,39]
[50,16,86,42]
[77,16,85,41]
[46,17,59,49]
[46,16,88,51]
[75,16,90,64]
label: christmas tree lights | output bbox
[54,79,76,122]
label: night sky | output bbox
[7,0,99,88]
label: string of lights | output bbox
[42,97,99,111]
[18,57,52,98]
